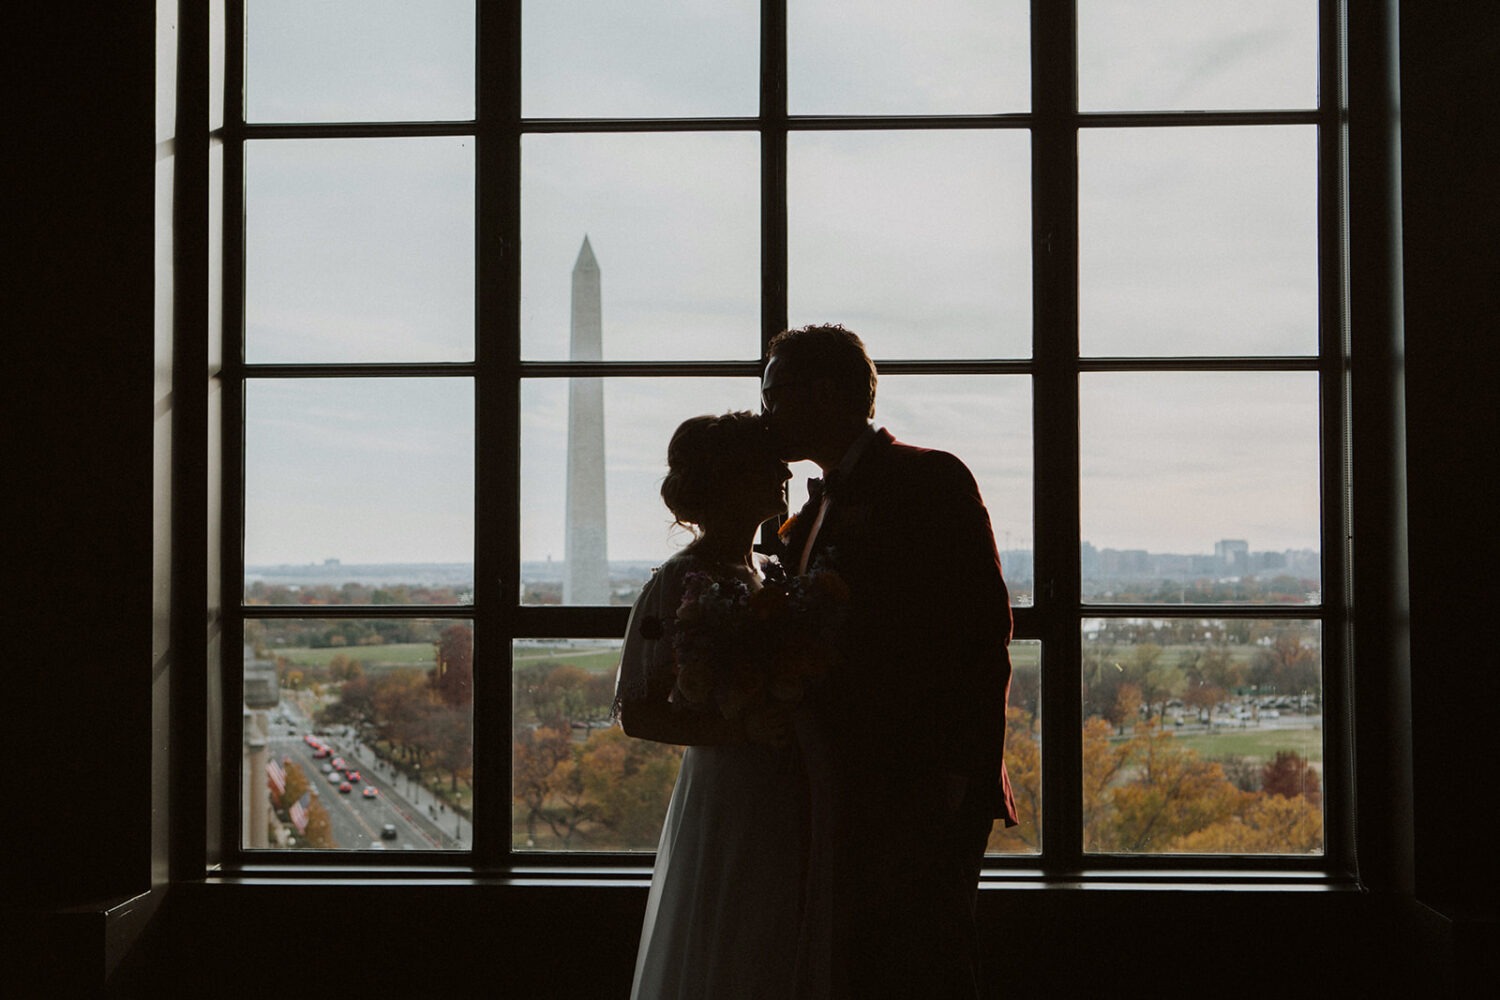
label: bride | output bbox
[615,411,802,999]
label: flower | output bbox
[668,561,849,718]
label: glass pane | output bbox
[244,379,474,582]
[859,375,1033,606]
[522,133,759,361]
[245,618,472,851]
[1079,126,1318,357]
[245,138,474,363]
[988,639,1041,855]
[1079,372,1321,604]
[1079,0,1318,112]
[245,0,475,123]
[522,0,757,117]
[520,377,762,605]
[512,639,667,851]
[789,0,1029,114]
[788,131,1031,359]
[1082,618,1324,855]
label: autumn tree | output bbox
[431,622,473,708]
[512,724,596,847]
[1170,793,1323,854]
[1104,721,1246,852]
[987,707,1040,854]
[576,726,683,848]
[1260,750,1322,807]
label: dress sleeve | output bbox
[613,561,683,714]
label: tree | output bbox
[575,726,683,848]
[1170,793,1323,853]
[512,725,583,846]
[987,707,1040,853]
[1260,750,1322,807]
[1104,721,1246,852]
[431,622,473,708]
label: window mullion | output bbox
[473,0,523,869]
[1030,0,1082,870]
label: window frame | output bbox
[212,0,1356,880]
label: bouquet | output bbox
[670,556,849,719]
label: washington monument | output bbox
[564,236,608,605]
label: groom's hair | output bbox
[661,410,771,530]
[766,323,877,420]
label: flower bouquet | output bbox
[670,556,849,719]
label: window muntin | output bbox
[226,3,1343,869]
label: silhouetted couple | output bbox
[616,324,1018,999]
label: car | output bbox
[380,823,398,840]
[326,771,342,784]
[321,763,334,774]
[331,757,347,771]
[338,781,352,794]
[312,747,330,759]
[345,771,360,783]
[361,786,378,799]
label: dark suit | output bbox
[782,429,1017,999]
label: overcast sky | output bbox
[240,1,1322,572]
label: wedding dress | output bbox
[619,551,804,1000]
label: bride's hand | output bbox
[742,703,793,748]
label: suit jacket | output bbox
[780,428,1018,826]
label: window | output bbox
[225,1,1346,871]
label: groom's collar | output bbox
[828,423,880,482]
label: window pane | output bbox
[988,639,1041,855]
[245,0,475,123]
[1082,618,1324,855]
[244,379,474,578]
[789,0,1029,114]
[788,131,1031,359]
[522,133,760,361]
[245,619,472,851]
[1079,126,1318,357]
[1079,372,1320,604]
[245,138,474,363]
[872,375,1033,606]
[520,377,762,605]
[512,639,665,851]
[1078,0,1317,112]
[522,0,757,117]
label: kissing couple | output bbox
[615,324,1018,999]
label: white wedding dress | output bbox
[618,552,804,1000]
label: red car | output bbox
[313,747,330,759]
[338,781,352,794]
[331,757,347,771]
[345,771,361,783]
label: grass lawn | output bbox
[1171,725,1324,763]
[279,643,436,669]
[512,644,622,674]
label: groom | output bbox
[763,323,1017,999]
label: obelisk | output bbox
[564,236,609,605]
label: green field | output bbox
[512,644,621,674]
[1170,725,1323,763]
[278,643,437,669]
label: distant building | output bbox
[1215,539,1250,573]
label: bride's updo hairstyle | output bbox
[660,410,768,531]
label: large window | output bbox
[226,0,1346,870]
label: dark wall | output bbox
[6,2,1496,997]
